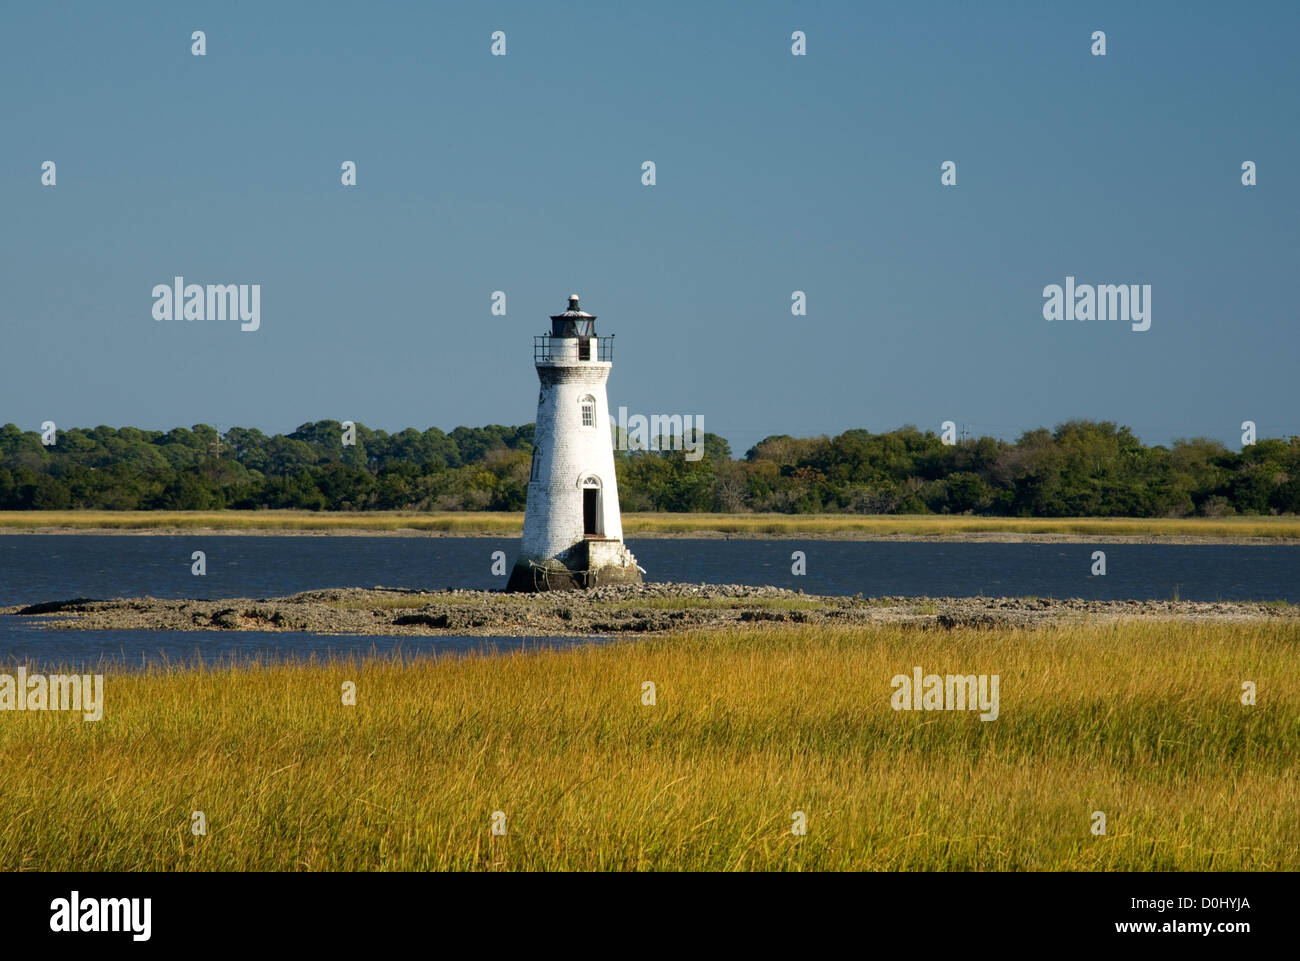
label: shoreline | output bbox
[1,526,1297,546]
[6,583,1296,636]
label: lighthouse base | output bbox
[507,539,643,592]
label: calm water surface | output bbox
[1,535,1295,669]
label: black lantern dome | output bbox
[550,294,596,338]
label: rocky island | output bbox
[4,582,1294,636]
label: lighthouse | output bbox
[507,295,643,591]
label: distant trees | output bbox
[0,419,1298,516]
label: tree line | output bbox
[1,419,1297,517]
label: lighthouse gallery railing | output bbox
[533,335,614,364]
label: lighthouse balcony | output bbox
[534,334,614,365]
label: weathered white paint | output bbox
[512,297,640,589]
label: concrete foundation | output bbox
[506,538,643,592]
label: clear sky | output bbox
[2,1,1296,455]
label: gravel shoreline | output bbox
[5,583,1295,635]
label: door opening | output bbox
[583,487,599,536]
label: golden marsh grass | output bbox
[2,510,1299,538]
[1,620,1296,871]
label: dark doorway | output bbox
[583,488,599,536]
[578,338,591,361]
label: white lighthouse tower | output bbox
[507,295,643,591]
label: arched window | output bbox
[580,395,596,428]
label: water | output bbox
[1,534,1296,605]
[0,617,608,673]
[1,534,1296,669]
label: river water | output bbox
[1,534,1295,669]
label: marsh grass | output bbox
[3,510,1299,539]
[0,510,523,534]
[2,620,1296,871]
[623,513,1300,539]
[1261,600,1296,611]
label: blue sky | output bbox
[2,1,1296,455]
